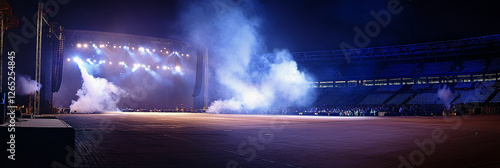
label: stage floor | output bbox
[58,112,500,168]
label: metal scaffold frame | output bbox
[34,2,43,115]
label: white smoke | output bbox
[70,62,126,113]
[437,84,454,110]
[181,1,315,113]
[16,74,42,95]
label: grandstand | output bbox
[299,34,500,111]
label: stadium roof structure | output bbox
[291,34,500,64]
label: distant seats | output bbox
[462,60,486,72]
[410,84,430,90]
[407,93,438,104]
[359,94,392,105]
[423,61,453,75]
[375,85,402,92]
[387,94,414,104]
[381,63,418,76]
[454,82,473,90]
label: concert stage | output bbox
[58,113,500,168]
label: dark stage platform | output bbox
[58,112,500,168]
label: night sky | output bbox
[9,0,500,53]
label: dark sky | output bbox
[8,0,500,52]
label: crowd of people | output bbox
[231,102,494,116]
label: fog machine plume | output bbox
[437,84,454,110]
[70,60,126,113]
[17,74,42,95]
[180,1,316,113]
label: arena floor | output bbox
[58,112,500,168]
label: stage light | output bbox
[156,66,160,69]
[153,49,155,52]
[162,66,167,70]
[102,60,106,64]
[99,44,105,48]
[175,66,181,72]
[109,62,112,65]
[93,59,96,63]
[141,64,146,68]
[113,45,116,48]
[146,48,150,52]
[67,58,71,62]
[147,65,151,68]
[166,51,169,54]
[76,43,82,48]
[186,54,189,57]
[119,46,122,48]
[83,44,88,48]
[139,47,145,52]
[132,47,135,50]
[181,54,184,56]
[73,57,82,63]
[92,44,97,47]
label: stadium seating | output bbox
[423,61,453,75]
[359,94,393,105]
[462,60,486,72]
[375,85,402,92]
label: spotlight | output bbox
[186,54,189,57]
[162,66,167,70]
[67,58,71,62]
[139,47,145,52]
[146,48,150,52]
[93,59,96,63]
[132,47,135,50]
[181,54,184,56]
[113,45,117,48]
[147,65,151,68]
[73,57,81,63]
[76,43,82,48]
[175,66,181,72]
[109,62,112,65]
[102,60,106,64]
[119,46,122,48]
[152,49,155,52]
[99,44,105,48]
[156,66,160,69]
[141,64,146,68]
[83,44,88,48]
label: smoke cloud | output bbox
[70,61,126,113]
[180,1,315,113]
[437,84,454,110]
[16,74,42,95]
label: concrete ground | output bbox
[58,112,500,168]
